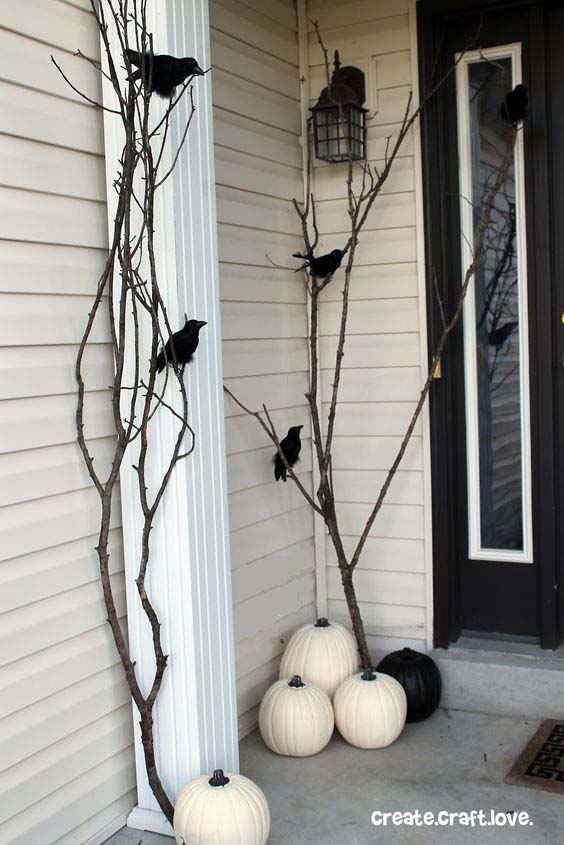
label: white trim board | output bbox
[98,0,239,834]
[410,0,434,651]
[297,0,328,620]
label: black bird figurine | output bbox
[156,319,207,373]
[125,49,204,98]
[293,248,344,279]
[500,84,528,125]
[488,320,518,349]
[274,425,304,482]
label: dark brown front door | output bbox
[418,0,564,648]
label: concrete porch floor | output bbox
[105,709,562,844]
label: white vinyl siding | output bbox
[0,3,135,843]
[211,0,317,738]
[308,0,430,655]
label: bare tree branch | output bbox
[350,133,517,573]
[224,20,509,671]
[69,0,202,823]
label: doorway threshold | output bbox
[454,632,564,661]
[431,637,564,720]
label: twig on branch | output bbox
[51,54,121,113]
[223,385,323,515]
[310,18,331,89]
[432,268,447,330]
[265,253,303,271]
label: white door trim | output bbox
[99,0,238,835]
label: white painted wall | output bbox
[210,0,318,737]
[306,0,433,657]
[0,2,135,842]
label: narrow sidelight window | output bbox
[456,46,533,562]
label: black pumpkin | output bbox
[376,647,441,722]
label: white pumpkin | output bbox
[334,669,407,749]
[259,675,334,756]
[173,768,270,845]
[279,617,358,699]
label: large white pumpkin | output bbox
[259,675,334,756]
[334,669,407,749]
[173,769,270,845]
[279,617,358,699]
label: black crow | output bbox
[156,319,207,373]
[125,49,204,98]
[500,84,528,125]
[488,320,518,349]
[293,248,344,278]
[274,425,303,482]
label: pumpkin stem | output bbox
[209,769,230,787]
[289,675,305,687]
[361,669,377,681]
[314,617,330,627]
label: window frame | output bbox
[455,43,533,563]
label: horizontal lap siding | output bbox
[0,4,134,843]
[309,0,427,654]
[211,0,316,738]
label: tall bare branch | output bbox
[225,21,512,670]
[63,0,201,822]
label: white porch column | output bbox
[100,0,238,837]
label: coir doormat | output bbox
[505,720,564,796]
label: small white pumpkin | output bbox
[173,768,270,845]
[334,669,407,749]
[279,617,358,699]
[259,675,334,756]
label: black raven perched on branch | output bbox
[125,49,204,98]
[488,320,518,349]
[274,425,303,482]
[293,248,344,279]
[155,319,207,373]
[500,84,528,125]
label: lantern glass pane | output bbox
[313,103,366,162]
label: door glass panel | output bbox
[456,47,532,562]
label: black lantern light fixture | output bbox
[310,50,368,163]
